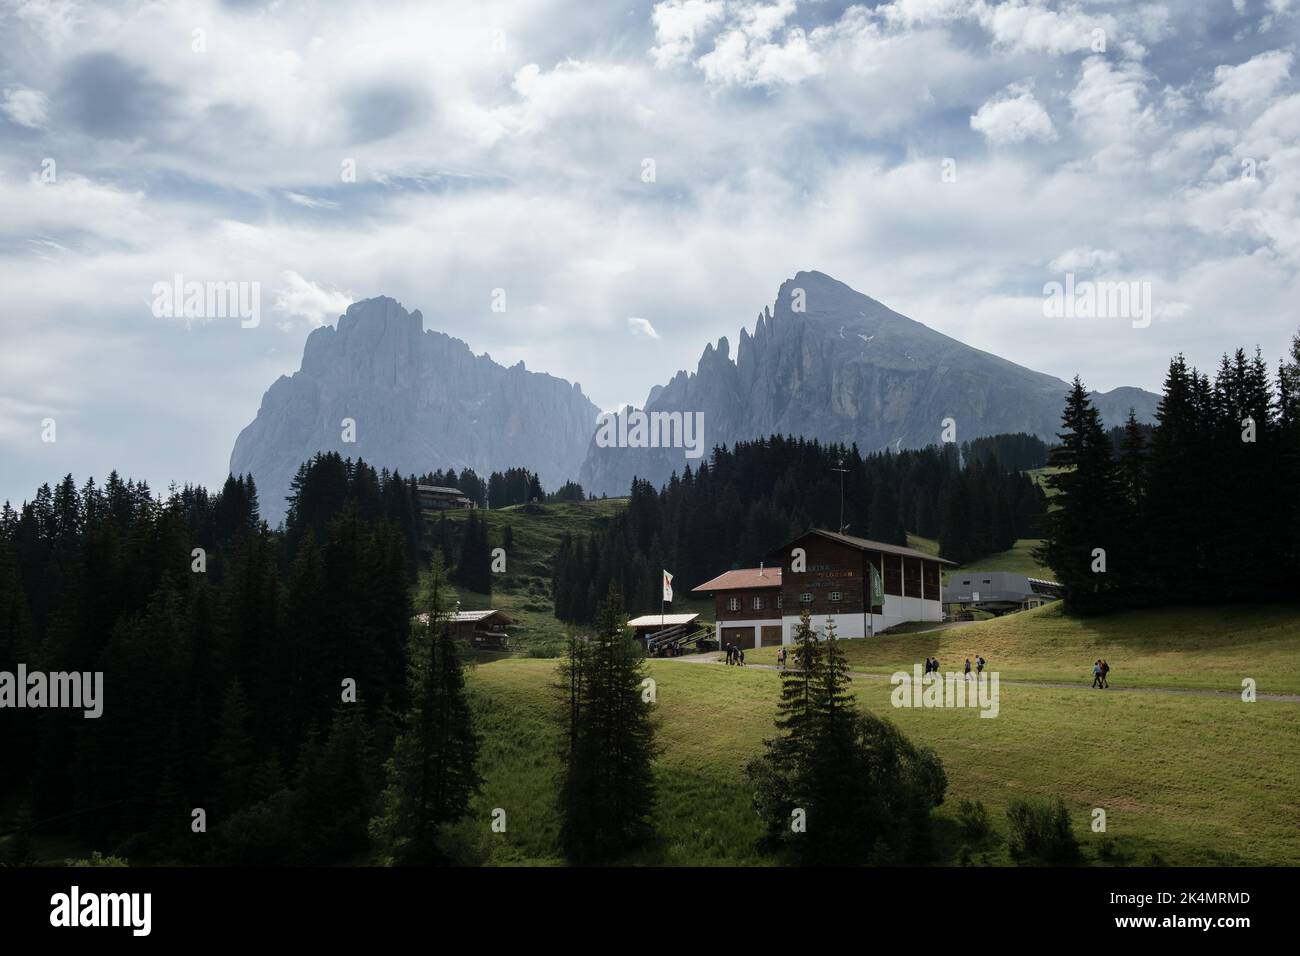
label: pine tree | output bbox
[744,610,945,864]
[557,583,657,863]
[370,553,480,864]
[1035,378,1122,613]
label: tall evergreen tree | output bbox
[557,583,657,863]
[745,610,946,864]
[370,553,480,864]
[1036,378,1122,613]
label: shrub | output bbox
[957,799,991,842]
[1006,796,1079,864]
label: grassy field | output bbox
[908,534,1055,582]
[837,601,1300,695]
[430,498,619,644]
[466,652,1300,866]
[1028,465,1065,499]
[429,498,715,647]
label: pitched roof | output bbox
[451,610,511,623]
[413,609,513,625]
[626,613,699,627]
[770,528,956,565]
[416,485,471,497]
[691,568,783,592]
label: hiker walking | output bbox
[1091,660,1103,688]
[965,658,972,679]
[976,655,985,675]
[1101,659,1110,689]
[738,648,746,667]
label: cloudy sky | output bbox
[2,0,1299,504]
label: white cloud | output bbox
[697,24,823,87]
[650,0,727,68]
[1049,247,1120,273]
[976,1,1114,56]
[970,82,1056,143]
[1,86,49,128]
[628,316,661,339]
[283,191,340,210]
[1206,50,1292,111]
[1069,57,1160,143]
[272,272,353,328]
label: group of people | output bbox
[1091,659,1112,688]
[922,655,987,678]
[724,643,746,666]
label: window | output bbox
[800,592,813,604]
[727,597,740,612]
[776,595,783,609]
[752,596,765,611]
[829,591,842,602]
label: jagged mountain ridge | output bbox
[230,296,600,526]
[577,271,1159,495]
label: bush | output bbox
[1097,837,1129,863]
[957,799,991,842]
[1006,796,1079,864]
[524,641,566,658]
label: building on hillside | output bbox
[627,612,700,642]
[416,484,475,510]
[448,610,513,647]
[945,571,1062,616]
[414,609,513,647]
[691,529,953,649]
[689,567,783,651]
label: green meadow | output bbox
[427,499,1299,866]
[466,654,1300,866]
[851,602,1300,696]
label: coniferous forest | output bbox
[0,455,462,864]
[1039,335,1300,614]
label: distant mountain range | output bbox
[230,274,1160,522]
[578,271,1158,495]
[229,297,599,526]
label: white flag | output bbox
[662,570,673,602]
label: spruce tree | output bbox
[557,583,657,863]
[370,553,481,864]
[745,610,946,864]
[1036,378,1122,613]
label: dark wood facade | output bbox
[770,530,946,619]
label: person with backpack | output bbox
[965,658,972,680]
[976,655,985,675]
[1092,660,1103,688]
[1101,659,1110,688]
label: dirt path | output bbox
[659,656,1300,703]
